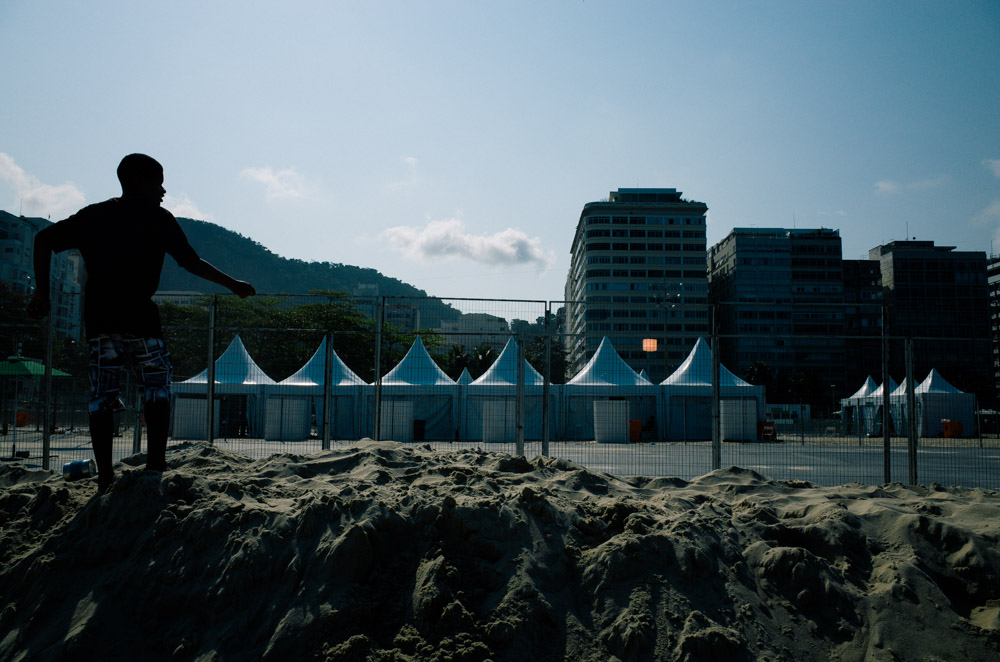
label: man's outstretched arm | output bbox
[183,259,256,298]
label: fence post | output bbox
[516,333,526,457]
[373,296,383,442]
[881,303,890,483]
[977,398,983,449]
[542,303,551,457]
[322,331,333,450]
[206,296,216,446]
[906,338,917,485]
[132,386,142,455]
[711,305,721,471]
[41,311,54,470]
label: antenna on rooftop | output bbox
[792,213,796,229]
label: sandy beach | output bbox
[2,440,999,661]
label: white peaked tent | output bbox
[840,376,878,434]
[891,369,975,437]
[454,367,473,443]
[868,377,898,400]
[661,338,764,441]
[472,338,546,387]
[264,337,368,441]
[462,338,556,442]
[849,376,878,401]
[172,335,276,439]
[378,336,457,441]
[853,376,899,436]
[561,337,658,442]
[888,380,913,436]
[638,369,652,384]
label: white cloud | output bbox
[239,166,310,201]
[0,152,85,219]
[874,175,950,196]
[874,180,900,195]
[382,217,556,270]
[164,193,213,222]
[984,159,1000,178]
[909,174,950,191]
[973,199,1000,227]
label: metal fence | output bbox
[2,293,998,489]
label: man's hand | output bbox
[26,293,50,318]
[183,259,256,299]
[230,280,256,299]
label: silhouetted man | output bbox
[28,153,255,493]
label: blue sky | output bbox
[2,0,998,304]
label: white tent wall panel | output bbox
[171,396,220,440]
[380,400,414,442]
[720,398,758,441]
[264,396,311,441]
[462,388,557,442]
[666,394,712,441]
[481,399,517,443]
[594,400,629,443]
[374,391,457,441]
[559,392,660,441]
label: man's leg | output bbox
[128,338,174,472]
[89,410,115,491]
[143,400,169,472]
[88,337,125,493]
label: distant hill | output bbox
[166,218,461,326]
[2,210,460,327]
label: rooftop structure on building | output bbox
[565,188,709,382]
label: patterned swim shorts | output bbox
[88,335,174,414]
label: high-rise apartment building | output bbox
[870,241,991,401]
[564,188,709,381]
[0,210,82,341]
[986,256,999,401]
[842,258,884,387]
[708,228,846,399]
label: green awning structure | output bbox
[0,356,72,378]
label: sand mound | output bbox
[1,441,999,661]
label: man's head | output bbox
[117,153,165,203]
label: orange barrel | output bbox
[942,420,963,438]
